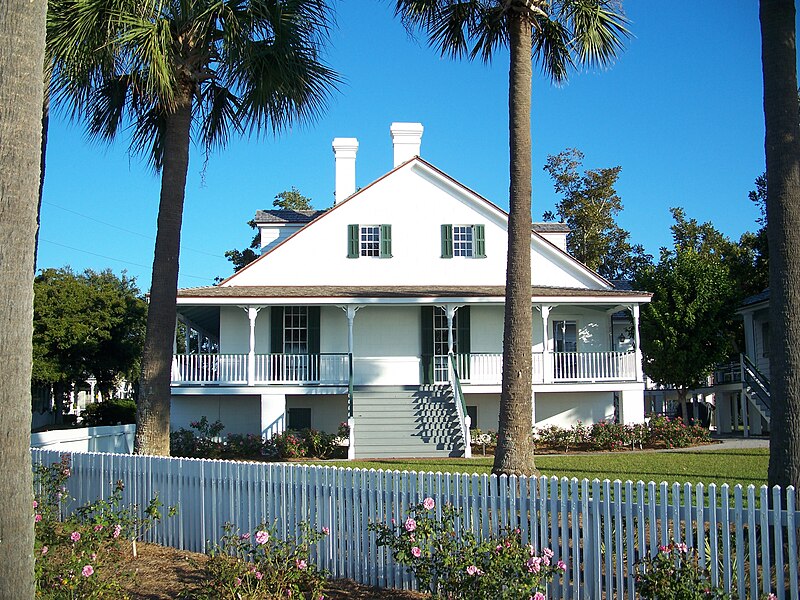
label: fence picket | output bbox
[29,450,800,599]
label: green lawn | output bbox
[310,448,769,488]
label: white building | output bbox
[171,123,651,458]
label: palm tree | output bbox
[0,0,47,593]
[760,0,800,491]
[394,0,628,475]
[48,0,339,455]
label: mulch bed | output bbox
[122,542,425,599]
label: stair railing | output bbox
[740,353,771,412]
[448,353,472,459]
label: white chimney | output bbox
[390,122,424,167]
[332,137,358,204]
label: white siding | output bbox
[225,162,604,289]
[286,394,348,433]
[171,395,260,435]
[470,306,504,353]
[534,391,616,428]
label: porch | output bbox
[171,349,638,387]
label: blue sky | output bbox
[38,1,787,291]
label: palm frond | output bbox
[197,81,244,151]
[559,0,630,69]
[129,103,167,170]
[531,11,572,83]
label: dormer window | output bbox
[347,224,392,258]
[441,224,486,258]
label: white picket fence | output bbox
[31,449,799,599]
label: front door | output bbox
[421,307,470,384]
[553,320,577,379]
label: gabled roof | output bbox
[216,156,612,289]
[532,222,570,233]
[740,289,769,308]
[254,209,326,223]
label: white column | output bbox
[619,388,646,424]
[342,305,362,355]
[260,394,286,439]
[740,391,749,437]
[184,323,191,354]
[540,305,551,383]
[632,304,644,383]
[245,307,262,386]
[444,304,459,355]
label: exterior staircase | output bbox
[351,385,466,458]
[741,354,771,426]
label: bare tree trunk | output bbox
[134,96,192,456]
[0,0,47,594]
[761,0,800,491]
[493,12,536,476]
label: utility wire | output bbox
[43,200,229,260]
[39,238,216,282]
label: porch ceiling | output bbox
[178,305,220,338]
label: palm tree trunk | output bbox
[0,0,47,594]
[134,95,192,456]
[493,11,536,476]
[761,0,800,491]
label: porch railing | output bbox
[172,353,349,385]
[444,351,637,385]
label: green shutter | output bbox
[420,306,434,385]
[456,306,471,379]
[270,307,284,354]
[441,224,453,258]
[474,224,486,258]
[307,306,321,355]
[380,224,392,258]
[347,224,359,258]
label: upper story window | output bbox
[441,224,486,258]
[347,224,392,258]
[360,225,380,256]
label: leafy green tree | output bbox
[393,0,629,475]
[225,187,314,272]
[543,148,651,279]
[760,0,800,491]
[33,268,147,414]
[0,0,47,591]
[273,186,313,210]
[635,249,737,411]
[670,207,767,300]
[48,0,339,455]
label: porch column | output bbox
[184,322,191,354]
[173,318,178,353]
[740,390,750,438]
[540,305,551,384]
[631,304,644,382]
[260,393,286,439]
[444,304,459,355]
[245,307,262,386]
[342,305,363,356]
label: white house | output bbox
[713,290,771,436]
[171,123,652,458]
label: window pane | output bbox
[453,226,474,257]
[360,225,380,257]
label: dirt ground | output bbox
[122,542,425,599]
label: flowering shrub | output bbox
[531,417,711,453]
[171,416,345,460]
[634,542,729,599]
[181,522,328,599]
[371,499,566,599]
[33,455,174,599]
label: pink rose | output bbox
[296,559,307,570]
[255,530,270,545]
[34,514,42,523]
[530,593,546,600]
[70,531,81,542]
[255,571,263,580]
[542,547,554,559]
[113,524,122,538]
[41,546,48,555]
[466,565,482,576]
[321,526,330,535]
[241,532,250,540]
[423,497,435,510]
[94,525,103,532]
[33,500,38,509]
[557,560,567,571]
[411,546,422,558]
[404,518,417,532]
[82,565,94,577]
[526,557,542,573]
